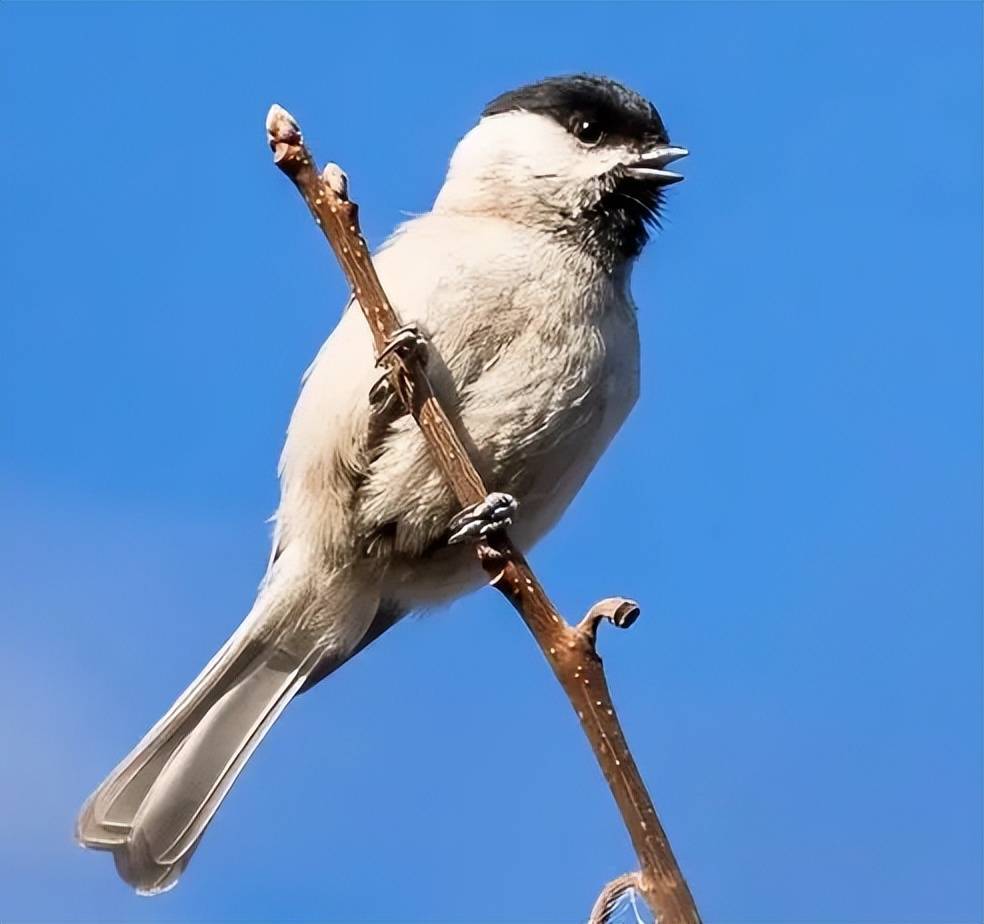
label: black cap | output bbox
[483,74,669,146]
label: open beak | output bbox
[626,145,688,186]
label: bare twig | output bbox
[266,104,701,924]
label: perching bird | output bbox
[76,74,687,894]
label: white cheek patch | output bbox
[438,110,635,220]
[447,111,575,179]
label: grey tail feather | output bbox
[76,630,323,895]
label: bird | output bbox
[76,73,687,894]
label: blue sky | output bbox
[1,2,981,922]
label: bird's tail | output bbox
[75,606,325,894]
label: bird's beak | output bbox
[626,145,689,186]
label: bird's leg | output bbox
[448,492,518,545]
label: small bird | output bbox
[76,74,687,893]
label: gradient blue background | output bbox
[2,3,981,922]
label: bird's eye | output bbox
[573,119,605,147]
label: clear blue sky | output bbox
[2,3,981,922]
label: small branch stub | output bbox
[266,103,701,924]
[577,597,642,648]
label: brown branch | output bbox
[266,104,701,924]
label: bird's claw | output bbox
[448,492,518,545]
[369,324,427,412]
[376,324,428,367]
[368,371,395,409]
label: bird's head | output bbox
[434,74,687,268]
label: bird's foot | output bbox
[448,492,518,545]
[368,371,397,411]
[369,324,428,413]
[376,323,428,367]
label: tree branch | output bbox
[265,104,701,924]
